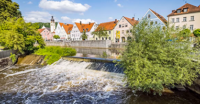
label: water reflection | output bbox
[74,48,123,59]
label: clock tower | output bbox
[50,16,55,33]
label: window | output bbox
[122,30,124,34]
[176,18,179,22]
[176,26,179,30]
[155,21,157,24]
[125,24,128,27]
[183,8,188,12]
[119,25,121,28]
[96,38,98,40]
[191,16,194,21]
[148,14,151,18]
[172,18,175,23]
[109,37,111,40]
[126,30,129,33]
[190,25,194,30]
[183,25,186,29]
[105,37,107,40]
[130,30,132,33]
[122,37,125,42]
[102,37,104,40]
[177,9,181,13]
[108,31,111,34]
[122,24,124,28]
[183,17,187,22]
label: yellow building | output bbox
[94,19,118,42]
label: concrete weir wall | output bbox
[69,40,112,48]
[43,40,125,49]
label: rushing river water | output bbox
[1,59,200,104]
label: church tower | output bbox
[50,16,55,32]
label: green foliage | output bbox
[10,53,16,63]
[193,29,200,37]
[0,18,45,54]
[92,26,108,38]
[81,31,88,40]
[32,22,58,29]
[0,0,22,21]
[34,46,76,65]
[179,29,191,38]
[53,35,60,39]
[102,51,107,58]
[118,19,200,95]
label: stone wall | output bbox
[69,40,112,48]
[0,50,16,59]
[0,57,12,70]
[109,43,126,49]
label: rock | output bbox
[175,85,186,91]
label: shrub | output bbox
[118,19,200,95]
[53,35,60,39]
[34,46,76,64]
[193,29,200,37]
[10,53,16,63]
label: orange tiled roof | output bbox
[75,22,95,33]
[149,9,167,24]
[124,17,139,26]
[59,22,64,27]
[38,29,45,33]
[63,24,73,34]
[95,20,118,31]
[168,3,200,17]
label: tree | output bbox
[81,31,88,40]
[53,35,60,39]
[92,26,108,39]
[193,29,200,37]
[0,0,22,21]
[179,29,191,39]
[117,19,200,95]
[0,17,45,54]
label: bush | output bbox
[193,29,200,37]
[34,46,76,64]
[118,19,200,95]
[53,35,60,39]
[10,53,16,63]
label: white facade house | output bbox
[70,22,98,41]
[55,22,64,37]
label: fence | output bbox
[0,50,17,59]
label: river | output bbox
[0,48,200,104]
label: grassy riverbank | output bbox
[34,46,76,65]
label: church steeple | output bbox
[51,16,55,23]
[50,16,55,32]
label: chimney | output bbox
[115,19,117,23]
[198,5,200,8]
[80,21,82,25]
[138,18,139,21]
[132,17,135,21]
[89,22,90,25]
[172,10,175,12]
[67,24,69,26]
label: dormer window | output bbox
[177,9,181,13]
[83,29,85,31]
[86,28,88,32]
[183,8,188,12]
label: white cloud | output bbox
[28,1,32,4]
[117,4,123,7]
[61,16,96,24]
[72,19,96,24]
[61,16,71,22]
[39,0,91,13]
[114,0,117,2]
[24,11,52,23]
[109,17,113,20]
[79,13,84,15]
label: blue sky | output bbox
[13,0,200,24]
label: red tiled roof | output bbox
[124,17,139,26]
[168,3,200,17]
[63,24,73,34]
[75,22,95,33]
[38,29,45,33]
[149,9,167,24]
[95,20,118,31]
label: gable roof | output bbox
[46,28,50,31]
[124,17,139,26]
[95,20,118,31]
[168,3,200,17]
[149,9,167,24]
[38,29,45,33]
[75,22,95,33]
[63,24,73,34]
[59,22,64,27]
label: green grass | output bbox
[34,46,76,65]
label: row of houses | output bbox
[39,3,200,43]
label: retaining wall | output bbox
[0,50,17,59]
